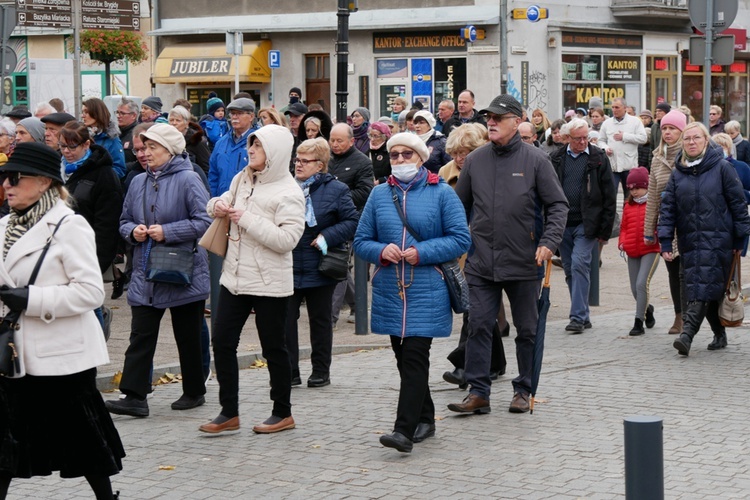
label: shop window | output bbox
[562,54,642,116]
[305,54,330,111]
[646,56,678,113]
[681,59,747,131]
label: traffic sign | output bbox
[82,12,138,30]
[17,9,72,28]
[269,50,280,69]
[527,5,541,22]
[462,25,477,43]
[688,0,738,33]
[81,0,140,15]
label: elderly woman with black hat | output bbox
[353,132,470,453]
[0,142,125,499]
[106,123,211,418]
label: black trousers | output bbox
[664,256,687,315]
[447,312,506,373]
[120,300,206,400]
[390,336,434,439]
[212,286,292,419]
[285,283,336,378]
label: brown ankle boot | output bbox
[668,313,683,335]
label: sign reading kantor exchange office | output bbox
[169,57,232,77]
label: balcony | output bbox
[610,0,691,23]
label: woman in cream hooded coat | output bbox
[199,124,305,435]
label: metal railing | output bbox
[611,0,687,7]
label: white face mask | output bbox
[391,163,419,182]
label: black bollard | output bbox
[624,416,664,500]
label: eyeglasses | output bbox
[389,150,415,161]
[133,147,147,155]
[0,172,37,187]
[569,136,588,143]
[520,135,534,141]
[116,111,135,116]
[367,133,383,139]
[482,113,517,123]
[59,142,82,151]
[683,135,705,144]
[293,158,321,166]
[709,112,719,116]
[453,151,470,159]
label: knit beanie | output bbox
[656,103,671,114]
[387,132,430,162]
[18,117,45,143]
[369,121,392,139]
[588,96,603,110]
[626,167,649,189]
[207,97,225,116]
[352,107,370,123]
[413,110,436,129]
[660,110,686,131]
[142,96,163,113]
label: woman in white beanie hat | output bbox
[412,110,452,174]
[353,132,470,453]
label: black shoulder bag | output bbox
[390,187,469,314]
[141,176,195,287]
[0,215,69,377]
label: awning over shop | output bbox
[153,41,271,84]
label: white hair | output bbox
[0,117,16,136]
[168,105,191,122]
[567,118,590,134]
[34,102,56,116]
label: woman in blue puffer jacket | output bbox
[658,122,750,357]
[286,138,359,389]
[107,124,211,418]
[354,132,470,453]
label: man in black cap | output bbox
[447,94,568,415]
[284,102,309,171]
[651,102,671,156]
[41,112,77,152]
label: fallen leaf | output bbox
[250,359,267,369]
[434,416,444,421]
[374,430,385,435]
[311,444,321,449]
[360,469,369,473]
[154,372,181,385]
[532,397,548,404]
[158,465,175,471]
[111,371,122,386]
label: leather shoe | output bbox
[442,368,466,387]
[412,422,435,443]
[447,393,491,414]
[509,392,530,413]
[307,373,330,388]
[171,394,205,410]
[565,320,585,333]
[291,376,302,386]
[645,304,656,329]
[252,415,295,434]
[673,333,692,356]
[105,395,149,417]
[199,415,240,434]
[707,332,728,350]
[379,432,413,453]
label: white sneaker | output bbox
[347,313,356,324]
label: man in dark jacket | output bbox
[117,98,140,164]
[550,118,616,333]
[448,94,568,415]
[442,90,487,136]
[328,123,374,327]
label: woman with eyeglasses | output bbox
[354,133,470,453]
[285,138,358,388]
[0,119,15,217]
[0,142,124,499]
[200,124,305,435]
[81,98,126,180]
[658,122,750,356]
[368,122,392,184]
[59,122,123,329]
[168,106,211,175]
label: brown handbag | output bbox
[198,184,237,257]
[719,253,744,327]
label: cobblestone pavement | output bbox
[7,239,750,498]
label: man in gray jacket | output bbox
[448,94,568,414]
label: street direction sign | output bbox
[82,12,138,30]
[15,0,71,12]
[81,0,140,15]
[17,9,72,28]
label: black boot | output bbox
[673,301,707,356]
[707,331,728,350]
[645,304,655,328]
[629,318,645,336]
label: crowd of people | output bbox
[0,84,749,495]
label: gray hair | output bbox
[567,118,590,134]
[118,98,140,114]
[168,105,191,122]
[304,116,322,129]
[34,102,56,116]
[440,99,455,110]
[612,97,627,107]
[0,117,16,136]
[724,120,741,136]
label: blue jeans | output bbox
[94,306,104,328]
[559,224,598,323]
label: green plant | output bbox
[79,30,148,65]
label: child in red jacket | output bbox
[619,167,661,335]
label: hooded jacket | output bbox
[93,120,126,179]
[65,144,124,273]
[423,130,452,174]
[455,134,569,281]
[207,124,305,297]
[120,152,212,309]
[658,145,750,302]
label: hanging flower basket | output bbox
[78,29,148,65]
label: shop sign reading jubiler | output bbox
[373,31,467,53]
[170,58,232,77]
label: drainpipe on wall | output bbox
[150,0,159,94]
[500,0,508,94]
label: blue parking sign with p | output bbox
[269,50,280,69]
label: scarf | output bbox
[418,129,433,143]
[633,194,648,204]
[681,144,707,167]
[4,188,59,259]
[297,174,320,227]
[732,134,742,148]
[62,148,92,175]
[651,140,681,173]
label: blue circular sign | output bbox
[527,5,541,23]
[416,74,424,82]
[464,24,477,43]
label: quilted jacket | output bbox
[354,168,471,339]
[658,145,750,301]
[619,200,659,258]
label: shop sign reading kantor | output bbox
[373,31,467,53]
